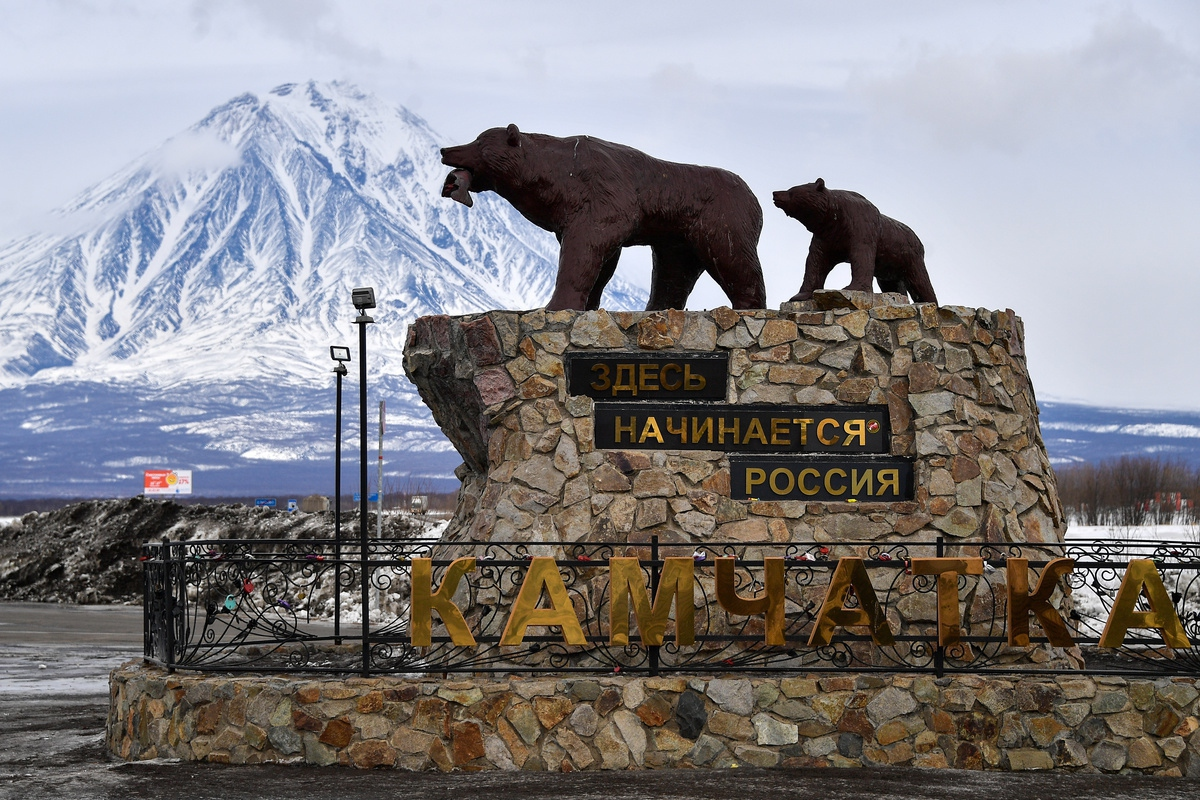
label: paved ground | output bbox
[0,602,1196,799]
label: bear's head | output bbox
[439,124,524,204]
[772,178,831,232]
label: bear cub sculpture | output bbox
[774,178,937,305]
[441,124,766,311]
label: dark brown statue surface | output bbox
[774,178,937,304]
[441,124,766,311]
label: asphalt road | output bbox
[0,602,1196,799]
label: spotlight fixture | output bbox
[330,345,351,363]
[351,287,376,311]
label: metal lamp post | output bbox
[329,345,351,644]
[351,286,376,675]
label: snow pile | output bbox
[0,497,436,604]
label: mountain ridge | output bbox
[0,80,645,497]
[0,81,646,390]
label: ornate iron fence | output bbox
[142,536,1200,677]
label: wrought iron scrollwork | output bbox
[142,536,1200,677]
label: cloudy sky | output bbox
[0,1,1197,411]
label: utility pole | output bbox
[377,399,385,540]
[351,286,375,676]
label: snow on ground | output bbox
[1061,524,1198,632]
[1065,523,1199,543]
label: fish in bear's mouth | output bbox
[441,169,473,207]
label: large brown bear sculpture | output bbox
[774,178,937,304]
[441,125,766,311]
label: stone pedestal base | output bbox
[403,292,1065,549]
[109,662,1200,775]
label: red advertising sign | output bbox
[144,469,193,496]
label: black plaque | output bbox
[566,353,727,400]
[730,455,915,502]
[593,402,890,454]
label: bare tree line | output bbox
[1056,456,1199,526]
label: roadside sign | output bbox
[144,469,192,496]
[287,499,298,512]
[354,492,380,503]
[254,498,277,508]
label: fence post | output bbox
[162,536,176,674]
[361,537,371,677]
[649,534,660,677]
[934,536,944,678]
[142,545,151,660]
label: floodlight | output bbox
[352,287,376,311]
[330,345,351,362]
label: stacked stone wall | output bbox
[109,665,1200,776]
[403,292,1066,551]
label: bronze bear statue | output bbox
[774,178,937,305]
[441,124,766,312]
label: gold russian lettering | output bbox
[639,417,664,444]
[611,364,638,396]
[910,558,984,647]
[718,417,740,445]
[665,417,687,443]
[851,469,873,496]
[638,363,660,392]
[793,418,813,445]
[745,468,767,495]
[842,419,866,446]
[1099,559,1192,649]
[660,363,683,390]
[683,364,706,391]
[614,416,636,444]
[798,467,820,496]
[500,557,587,646]
[410,557,477,647]
[769,468,795,496]
[1007,557,1076,647]
[824,467,847,496]
[714,556,786,645]
[876,469,900,497]
[691,417,713,444]
[770,418,791,446]
[743,418,768,445]
[809,557,895,646]
[608,557,695,647]
[817,418,840,446]
[589,363,611,392]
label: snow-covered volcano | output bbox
[0,81,646,497]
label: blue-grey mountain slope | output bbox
[1040,400,1200,468]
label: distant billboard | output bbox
[144,469,193,496]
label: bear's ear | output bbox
[506,124,521,147]
[815,178,826,191]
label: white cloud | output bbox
[857,10,1200,151]
[191,0,384,66]
[152,128,241,179]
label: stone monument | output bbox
[403,289,1069,667]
